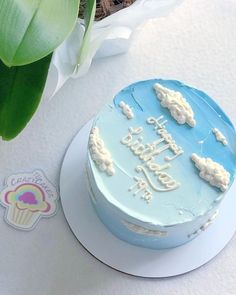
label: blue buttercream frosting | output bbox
[87,79,236,249]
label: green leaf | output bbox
[0,0,80,66]
[77,0,96,65]
[0,54,51,140]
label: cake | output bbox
[87,79,236,249]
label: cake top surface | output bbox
[88,79,236,226]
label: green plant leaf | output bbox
[77,0,96,65]
[0,0,80,66]
[0,54,51,140]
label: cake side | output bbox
[87,156,221,249]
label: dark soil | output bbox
[79,0,136,21]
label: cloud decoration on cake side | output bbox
[89,127,115,176]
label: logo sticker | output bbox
[0,170,59,230]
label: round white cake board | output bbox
[60,119,236,278]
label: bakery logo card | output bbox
[0,170,59,231]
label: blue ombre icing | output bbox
[87,79,236,249]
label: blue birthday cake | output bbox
[87,79,236,249]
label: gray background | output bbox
[0,1,236,294]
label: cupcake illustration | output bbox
[3,183,52,229]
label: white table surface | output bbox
[0,1,236,294]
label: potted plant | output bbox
[0,0,181,140]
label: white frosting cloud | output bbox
[89,127,115,176]
[188,210,219,238]
[191,153,230,192]
[212,128,228,145]
[119,101,134,119]
[154,83,196,127]
[122,220,167,237]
